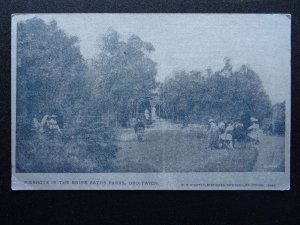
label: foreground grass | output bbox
[16,123,285,173]
[113,127,285,172]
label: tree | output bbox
[90,29,158,126]
[16,18,119,173]
[272,101,285,135]
[229,65,272,123]
[159,70,206,122]
[160,59,272,125]
[17,18,88,126]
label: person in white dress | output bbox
[48,115,62,133]
[247,117,260,144]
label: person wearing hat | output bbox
[232,120,246,145]
[48,114,62,133]
[218,121,226,133]
[247,117,260,144]
[220,121,234,149]
[207,119,220,149]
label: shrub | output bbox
[16,118,119,173]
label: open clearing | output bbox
[113,120,285,172]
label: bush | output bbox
[16,118,119,173]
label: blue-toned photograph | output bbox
[14,14,289,173]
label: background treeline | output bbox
[16,18,285,172]
[160,59,270,126]
[160,59,285,134]
[159,58,285,134]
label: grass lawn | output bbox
[113,121,285,172]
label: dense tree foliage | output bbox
[17,18,89,124]
[272,101,285,135]
[160,59,272,125]
[16,18,118,172]
[89,29,158,126]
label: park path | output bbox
[112,119,179,172]
[113,119,206,172]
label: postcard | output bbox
[11,14,290,190]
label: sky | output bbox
[15,14,291,103]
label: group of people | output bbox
[207,117,261,150]
[32,112,261,147]
[33,114,62,134]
